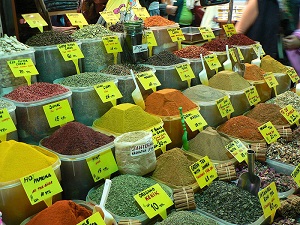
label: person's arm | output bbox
[235,0,259,34]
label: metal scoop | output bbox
[233,47,245,76]
[237,149,261,196]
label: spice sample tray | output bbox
[181,27,221,43]
[266,159,295,176]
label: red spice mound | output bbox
[173,45,210,59]
[218,115,264,141]
[145,89,197,116]
[144,15,175,27]
[228,34,256,46]
[41,121,114,155]
[202,38,231,51]
[27,200,92,225]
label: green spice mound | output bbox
[157,211,218,225]
[183,85,226,102]
[209,71,250,91]
[145,50,185,66]
[88,174,172,217]
[195,181,263,224]
[26,31,75,46]
[93,103,161,134]
[71,24,113,39]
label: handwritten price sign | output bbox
[258,121,280,144]
[148,124,172,151]
[258,182,280,219]
[204,53,222,70]
[223,24,236,37]
[57,42,84,61]
[263,72,278,88]
[216,96,234,118]
[225,139,248,163]
[280,105,300,125]
[102,35,122,53]
[0,108,17,136]
[7,58,39,77]
[245,86,261,106]
[183,109,207,131]
[199,27,215,40]
[136,70,161,90]
[167,28,185,42]
[94,81,123,104]
[175,63,195,81]
[291,164,300,187]
[286,67,300,83]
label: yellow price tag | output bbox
[94,81,123,105]
[286,67,300,83]
[280,105,300,125]
[86,149,118,182]
[7,58,39,77]
[216,96,234,118]
[199,27,215,40]
[204,53,222,71]
[245,86,261,106]
[77,212,105,225]
[183,109,207,132]
[190,156,218,188]
[133,7,150,19]
[0,108,17,135]
[225,139,248,163]
[136,70,161,90]
[145,31,158,47]
[21,166,62,205]
[258,182,280,219]
[253,43,266,56]
[175,63,195,81]
[263,72,278,88]
[57,42,84,61]
[258,121,280,144]
[22,13,48,32]
[229,48,237,62]
[43,99,74,128]
[291,164,300,188]
[167,28,185,42]
[134,183,173,219]
[100,11,119,24]
[222,24,236,37]
[102,35,123,53]
[148,124,172,151]
[66,13,88,28]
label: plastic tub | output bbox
[2,89,72,144]
[39,141,114,200]
[0,148,62,225]
[1,99,18,141]
[271,72,292,97]
[247,80,272,103]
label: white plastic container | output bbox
[0,99,18,141]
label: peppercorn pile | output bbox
[26,31,75,46]
[145,50,185,66]
[173,45,210,58]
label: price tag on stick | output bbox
[291,164,300,187]
[102,36,122,64]
[183,109,207,132]
[167,28,185,50]
[94,81,123,106]
[22,13,48,32]
[77,212,106,225]
[199,27,215,40]
[204,53,222,71]
[223,24,236,37]
[286,67,300,83]
[280,105,300,126]
[175,63,195,87]
[66,13,88,28]
[216,96,234,119]
[263,72,279,96]
[132,7,150,19]
[245,86,261,106]
[148,124,172,153]
[258,121,280,144]
[136,70,161,91]
[144,31,157,57]
[100,11,119,24]
[225,139,248,163]
[0,108,17,142]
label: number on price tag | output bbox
[258,121,280,144]
[199,27,215,40]
[94,81,122,103]
[291,164,300,187]
[77,212,105,225]
[0,108,17,135]
[7,58,39,77]
[145,31,158,47]
[253,43,266,56]
[66,13,88,28]
[167,28,185,42]
[245,86,261,106]
[57,42,84,61]
[133,7,150,19]
[102,35,122,53]
[216,96,234,118]
[100,11,119,24]
[190,156,218,188]
[43,99,74,128]
[258,182,280,218]
[86,149,118,182]
[225,139,248,163]
[286,67,300,83]
[204,53,222,70]
[21,167,62,205]
[22,13,48,32]
[263,72,278,88]
[183,109,207,131]
[136,70,161,90]
[223,24,236,37]
[134,183,173,219]
[175,63,195,81]
[148,124,172,151]
[280,105,300,125]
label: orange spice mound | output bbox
[218,115,264,141]
[145,89,197,116]
[144,15,175,27]
[243,63,266,80]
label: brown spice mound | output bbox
[218,115,264,141]
[246,103,288,125]
[244,63,266,80]
[209,71,250,91]
[151,148,196,186]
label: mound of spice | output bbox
[0,140,58,182]
[144,15,175,27]
[99,64,151,76]
[26,31,75,46]
[243,63,266,80]
[246,103,288,125]
[209,71,250,91]
[195,181,263,224]
[41,122,114,155]
[202,38,231,52]
[228,33,256,46]
[93,103,161,134]
[188,127,232,161]
[183,85,226,102]
[27,200,92,225]
[261,55,287,73]
[71,24,113,39]
[218,115,264,141]
[269,91,300,112]
[173,45,210,59]
[4,82,69,102]
[151,148,197,186]
[145,89,197,116]
[145,50,185,66]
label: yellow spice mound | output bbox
[261,55,287,73]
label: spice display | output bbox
[88,174,171,217]
[209,71,250,91]
[218,115,264,141]
[0,140,58,182]
[0,99,13,109]
[27,200,92,225]
[71,24,113,39]
[145,50,185,66]
[100,64,151,76]
[157,211,218,225]
[173,45,210,59]
[261,55,288,73]
[4,82,69,102]
[183,85,226,102]
[246,103,288,125]
[277,200,298,219]
[41,122,114,155]
[202,38,231,52]
[272,217,300,225]
[144,15,175,27]
[93,103,161,134]
[0,34,30,54]
[188,127,232,161]
[109,22,124,32]
[26,31,75,46]
[145,89,197,116]
[151,148,197,186]
[287,195,300,214]
[268,91,300,112]
[228,34,256,46]
[195,181,263,224]
[243,63,266,80]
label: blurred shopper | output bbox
[173,0,193,27]
[283,29,300,76]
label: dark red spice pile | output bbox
[173,45,210,58]
[4,82,69,102]
[41,122,115,155]
[202,38,231,51]
[228,34,256,46]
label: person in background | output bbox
[200,6,219,28]
[172,0,193,27]
[283,29,300,76]
[140,0,177,18]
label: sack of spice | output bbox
[114,131,156,176]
